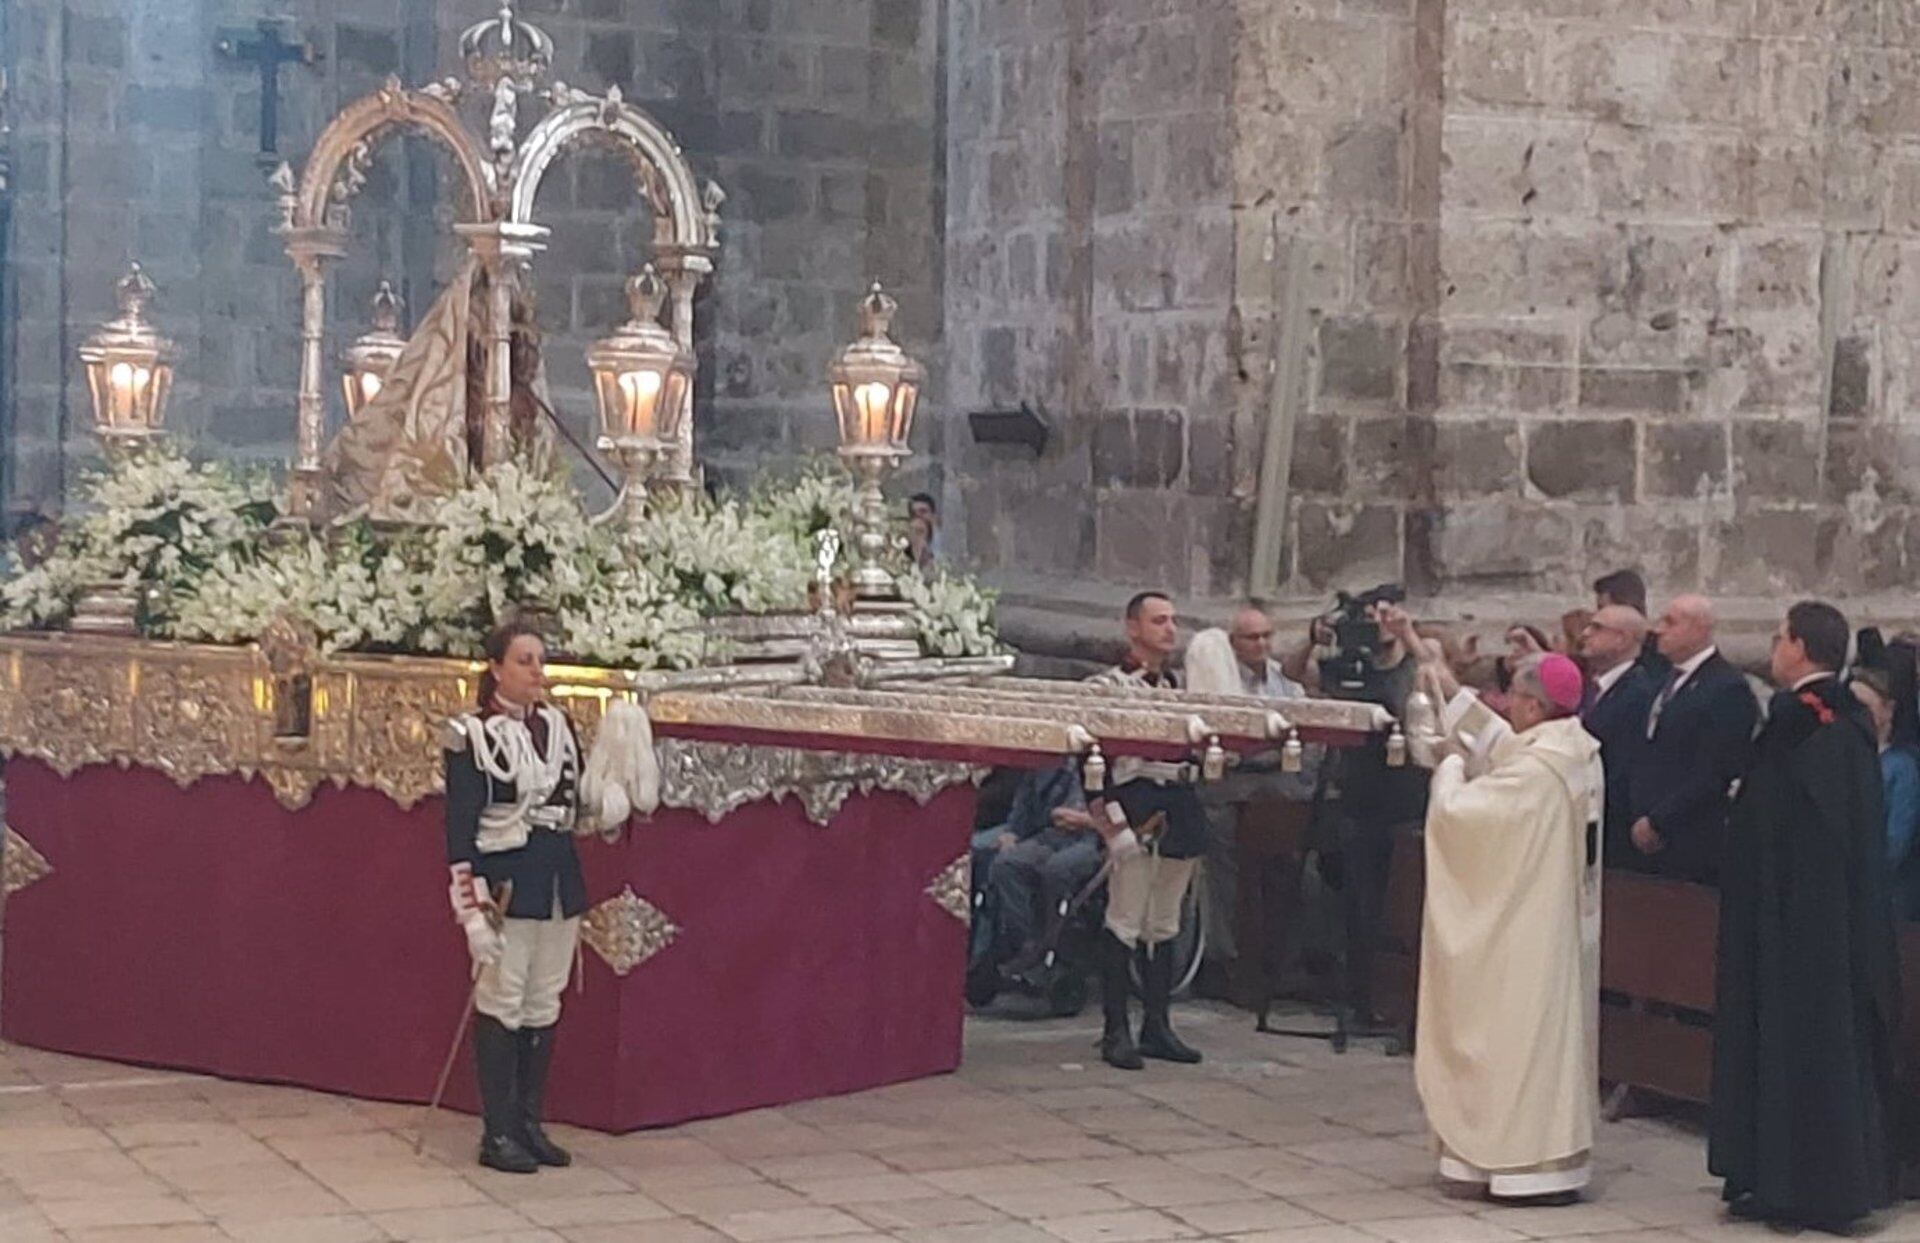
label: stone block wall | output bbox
[942,0,1920,603]
[2,0,942,518]
[941,0,1239,594]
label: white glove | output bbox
[1107,828,1145,863]
[448,863,479,921]
[462,912,504,966]
[451,868,504,966]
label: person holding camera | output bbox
[1283,590,1431,1029]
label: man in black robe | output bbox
[1710,600,1900,1231]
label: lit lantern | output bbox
[586,265,693,534]
[827,283,924,599]
[78,264,176,449]
[829,283,922,459]
[340,280,406,419]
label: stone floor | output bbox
[1,1001,1914,1243]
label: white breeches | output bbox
[476,900,580,1031]
[1104,853,1196,949]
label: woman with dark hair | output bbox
[444,621,589,1174]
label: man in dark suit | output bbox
[1580,604,1657,868]
[1627,594,1759,883]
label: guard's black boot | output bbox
[1098,930,1143,1070]
[473,1016,539,1174]
[515,1024,572,1167]
[1137,944,1202,1064]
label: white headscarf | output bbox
[1185,627,1241,696]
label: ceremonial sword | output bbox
[415,878,512,1156]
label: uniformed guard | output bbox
[443,621,590,1174]
[1085,591,1209,1071]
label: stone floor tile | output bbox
[975,1185,1136,1218]
[320,1170,493,1213]
[0,1122,118,1156]
[474,1164,633,1203]
[1034,1207,1199,1242]
[711,1203,874,1240]
[925,1163,1078,1197]
[217,1215,388,1243]
[894,1225,1057,1243]
[616,1160,768,1192]
[656,1179,809,1217]
[755,1152,896,1181]
[790,1171,947,1205]
[517,1191,677,1227]
[1225,1228,1377,1243]
[187,1183,350,1222]
[561,1222,731,1243]
[1113,1173,1271,1208]
[367,1202,536,1239]
[1610,1192,1731,1227]
[60,1226,231,1243]
[1358,1215,1527,1243]
[1477,1202,1643,1237]
[851,1195,1010,1230]
[1168,1199,1325,1234]
[37,1194,205,1231]
[1289,1189,1465,1223]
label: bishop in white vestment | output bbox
[1410,651,1604,1200]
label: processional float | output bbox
[0,4,1392,1132]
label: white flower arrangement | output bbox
[898,571,1001,658]
[1,445,274,633]
[1,448,998,669]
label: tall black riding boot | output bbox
[1137,943,1202,1064]
[473,1016,539,1173]
[515,1025,572,1167]
[1098,930,1143,1070]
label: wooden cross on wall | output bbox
[215,22,320,162]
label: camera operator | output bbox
[1284,589,1431,1029]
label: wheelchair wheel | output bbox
[1047,970,1089,1017]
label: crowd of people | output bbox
[967,571,1907,1232]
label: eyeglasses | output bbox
[1236,630,1275,642]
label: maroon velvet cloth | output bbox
[0,757,973,1132]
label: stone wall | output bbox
[2,0,943,518]
[941,0,1240,594]
[943,0,1920,604]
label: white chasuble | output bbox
[1415,708,1603,1188]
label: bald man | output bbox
[1579,606,1657,868]
[1626,596,1758,882]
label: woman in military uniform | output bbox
[444,621,589,1174]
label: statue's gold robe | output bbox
[1414,703,1603,1196]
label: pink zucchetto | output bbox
[1537,653,1585,714]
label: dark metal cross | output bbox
[215,22,319,161]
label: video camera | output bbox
[1316,583,1406,703]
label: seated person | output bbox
[972,762,1102,976]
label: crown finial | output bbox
[627,265,669,326]
[858,282,897,340]
[115,263,157,321]
[370,280,404,332]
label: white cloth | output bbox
[475,894,580,1031]
[1415,713,1603,1185]
[1105,852,1195,948]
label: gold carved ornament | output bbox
[579,886,679,976]
[924,854,971,925]
[2,826,52,897]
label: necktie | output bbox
[1647,671,1682,739]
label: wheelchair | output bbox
[965,846,1207,1017]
